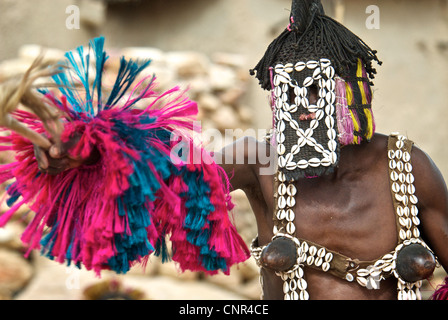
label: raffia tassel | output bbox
[335,76,354,145]
[0,36,250,276]
[431,276,448,300]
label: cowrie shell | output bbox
[315,109,324,120]
[308,104,319,113]
[326,91,336,104]
[295,62,306,72]
[300,290,309,300]
[276,209,286,220]
[319,88,327,98]
[277,132,285,144]
[403,152,411,162]
[297,160,308,169]
[277,120,286,132]
[388,150,395,159]
[278,196,286,209]
[291,145,301,155]
[278,156,286,167]
[301,242,309,253]
[278,172,286,182]
[310,119,319,130]
[325,116,335,130]
[317,248,326,258]
[287,184,297,196]
[286,196,296,207]
[278,183,287,195]
[326,79,335,91]
[308,158,321,168]
[312,67,322,79]
[277,144,286,155]
[320,58,331,68]
[325,104,335,116]
[325,66,335,78]
[357,277,368,287]
[328,139,337,152]
[303,77,314,87]
[284,63,294,73]
[306,60,319,69]
[302,97,309,108]
[286,222,296,234]
[286,209,295,221]
[274,64,285,73]
[286,162,296,171]
[307,256,315,265]
[290,119,299,130]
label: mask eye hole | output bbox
[308,85,318,105]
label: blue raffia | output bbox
[2,36,244,275]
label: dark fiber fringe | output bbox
[250,4,381,91]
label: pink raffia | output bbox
[0,120,143,273]
[431,277,448,300]
[0,75,250,276]
[201,151,250,273]
[335,76,355,145]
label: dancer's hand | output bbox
[34,135,99,175]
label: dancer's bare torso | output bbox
[217,133,448,300]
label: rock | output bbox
[174,76,212,98]
[138,66,176,91]
[209,65,238,91]
[123,275,247,300]
[82,278,147,300]
[16,255,246,300]
[237,105,254,124]
[121,47,166,68]
[218,86,246,106]
[211,52,246,69]
[203,262,262,300]
[0,249,33,299]
[0,220,25,251]
[18,44,64,64]
[0,59,34,80]
[157,260,200,281]
[238,277,262,300]
[211,105,239,130]
[236,258,260,282]
[203,265,244,291]
[165,51,210,78]
[197,93,221,112]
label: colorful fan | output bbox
[0,37,250,276]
